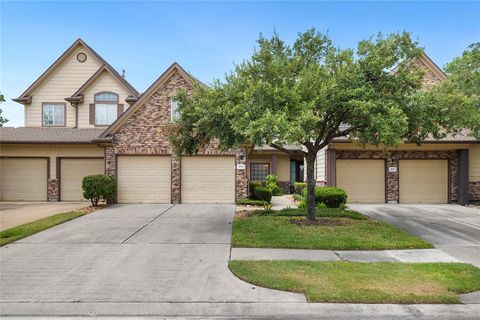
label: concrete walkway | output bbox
[271,195,297,210]
[231,247,460,263]
[0,201,87,230]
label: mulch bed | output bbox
[289,217,355,226]
[79,204,109,214]
[235,210,256,219]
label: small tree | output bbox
[169,30,480,221]
[0,92,8,127]
[82,174,116,206]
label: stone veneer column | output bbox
[47,179,59,201]
[236,148,248,199]
[105,146,116,176]
[386,155,399,203]
[171,155,181,204]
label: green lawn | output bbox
[230,260,480,304]
[232,208,432,250]
[0,211,85,246]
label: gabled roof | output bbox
[391,51,447,81]
[98,62,203,138]
[65,65,139,104]
[13,38,138,104]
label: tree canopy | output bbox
[169,29,480,220]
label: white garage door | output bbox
[60,158,104,201]
[181,156,235,204]
[399,160,448,203]
[336,159,385,203]
[117,156,171,203]
[0,158,48,201]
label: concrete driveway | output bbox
[349,204,480,267]
[0,204,304,316]
[0,201,88,230]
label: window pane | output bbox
[95,103,117,125]
[171,98,179,120]
[43,104,64,126]
[250,163,269,181]
[95,93,118,101]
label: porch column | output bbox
[271,154,277,175]
[457,149,469,205]
[326,149,336,186]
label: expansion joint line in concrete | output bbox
[121,205,176,244]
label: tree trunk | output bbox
[305,154,316,221]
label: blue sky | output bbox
[1,1,479,127]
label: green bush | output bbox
[297,200,307,209]
[254,187,272,203]
[294,182,306,195]
[292,194,304,202]
[237,198,267,206]
[82,174,116,206]
[265,175,283,196]
[249,181,262,197]
[304,187,347,208]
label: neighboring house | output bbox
[0,39,478,205]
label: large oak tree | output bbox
[169,30,480,220]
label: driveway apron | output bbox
[0,204,304,306]
[349,204,480,267]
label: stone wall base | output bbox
[278,181,290,194]
[469,181,480,201]
[48,179,59,201]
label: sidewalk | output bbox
[271,195,297,210]
[230,247,460,263]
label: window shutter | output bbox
[89,104,95,125]
[117,104,124,117]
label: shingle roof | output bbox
[0,127,105,144]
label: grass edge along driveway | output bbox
[232,208,432,250]
[0,210,85,246]
[229,260,480,304]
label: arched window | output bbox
[93,92,120,125]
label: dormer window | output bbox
[42,103,65,126]
[94,92,120,126]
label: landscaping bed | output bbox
[232,208,432,250]
[229,260,480,304]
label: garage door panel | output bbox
[0,158,48,201]
[336,159,385,203]
[399,160,447,203]
[181,156,235,204]
[60,159,104,201]
[117,156,171,204]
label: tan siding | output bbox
[0,144,103,179]
[247,154,290,181]
[470,145,480,182]
[25,46,102,127]
[76,72,133,128]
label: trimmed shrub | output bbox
[82,174,116,206]
[254,187,272,203]
[236,198,267,206]
[304,187,347,208]
[294,182,306,195]
[249,181,262,197]
[265,175,282,196]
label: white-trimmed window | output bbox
[95,92,118,125]
[42,103,65,126]
[250,163,270,181]
[171,97,180,121]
